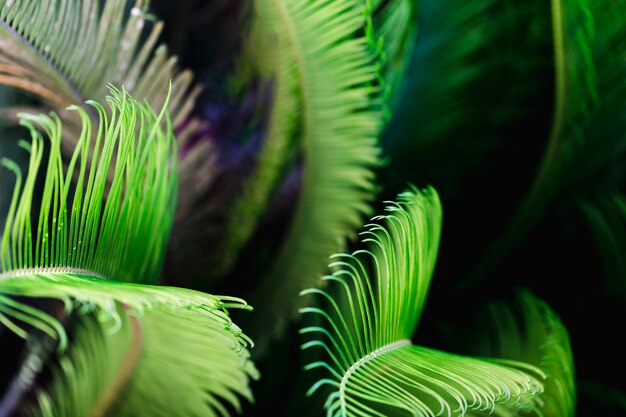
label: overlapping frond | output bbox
[240,0,384,344]
[0,0,200,126]
[0,89,258,416]
[473,0,626,279]
[220,0,415,291]
[26,298,257,417]
[367,0,416,112]
[300,187,546,417]
[467,291,576,417]
[386,0,552,160]
[0,272,253,350]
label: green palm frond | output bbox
[30,305,257,417]
[468,291,575,417]
[473,0,626,280]
[0,88,257,416]
[0,0,199,126]
[367,0,416,112]
[0,272,252,349]
[1,87,176,284]
[210,0,415,293]
[300,187,546,417]
[230,0,385,343]
[386,0,551,166]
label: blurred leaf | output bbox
[471,0,626,283]
[467,291,576,417]
[226,0,386,350]
[0,0,200,128]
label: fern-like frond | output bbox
[0,89,258,416]
[467,291,575,417]
[367,0,416,112]
[0,272,251,347]
[493,0,598,233]
[300,187,546,417]
[206,0,415,301]
[222,0,417,285]
[0,0,200,126]
[472,0,626,281]
[385,0,552,162]
[0,86,176,284]
[16,294,257,417]
[237,0,384,346]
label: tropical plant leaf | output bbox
[12,292,257,417]
[0,273,258,417]
[1,87,177,284]
[0,0,200,128]
[0,88,258,416]
[471,0,626,282]
[235,0,385,348]
[466,290,575,417]
[384,0,552,181]
[221,0,416,291]
[367,0,417,113]
[300,187,546,417]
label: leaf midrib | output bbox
[339,339,412,415]
[0,267,105,281]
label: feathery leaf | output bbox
[467,291,576,417]
[240,0,384,346]
[300,187,546,417]
[0,88,258,416]
[0,0,200,127]
[472,0,626,281]
[0,87,176,284]
[28,303,258,417]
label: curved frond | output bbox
[0,274,258,417]
[210,0,416,302]
[0,0,200,126]
[367,0,417,112]
[473,0,626,280]
[240,0,384,345]
[0,88,258,416]
[300,187,545,417]
[468,291,576,417]
[0,86,176,284]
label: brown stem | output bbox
[0,74,70,108]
